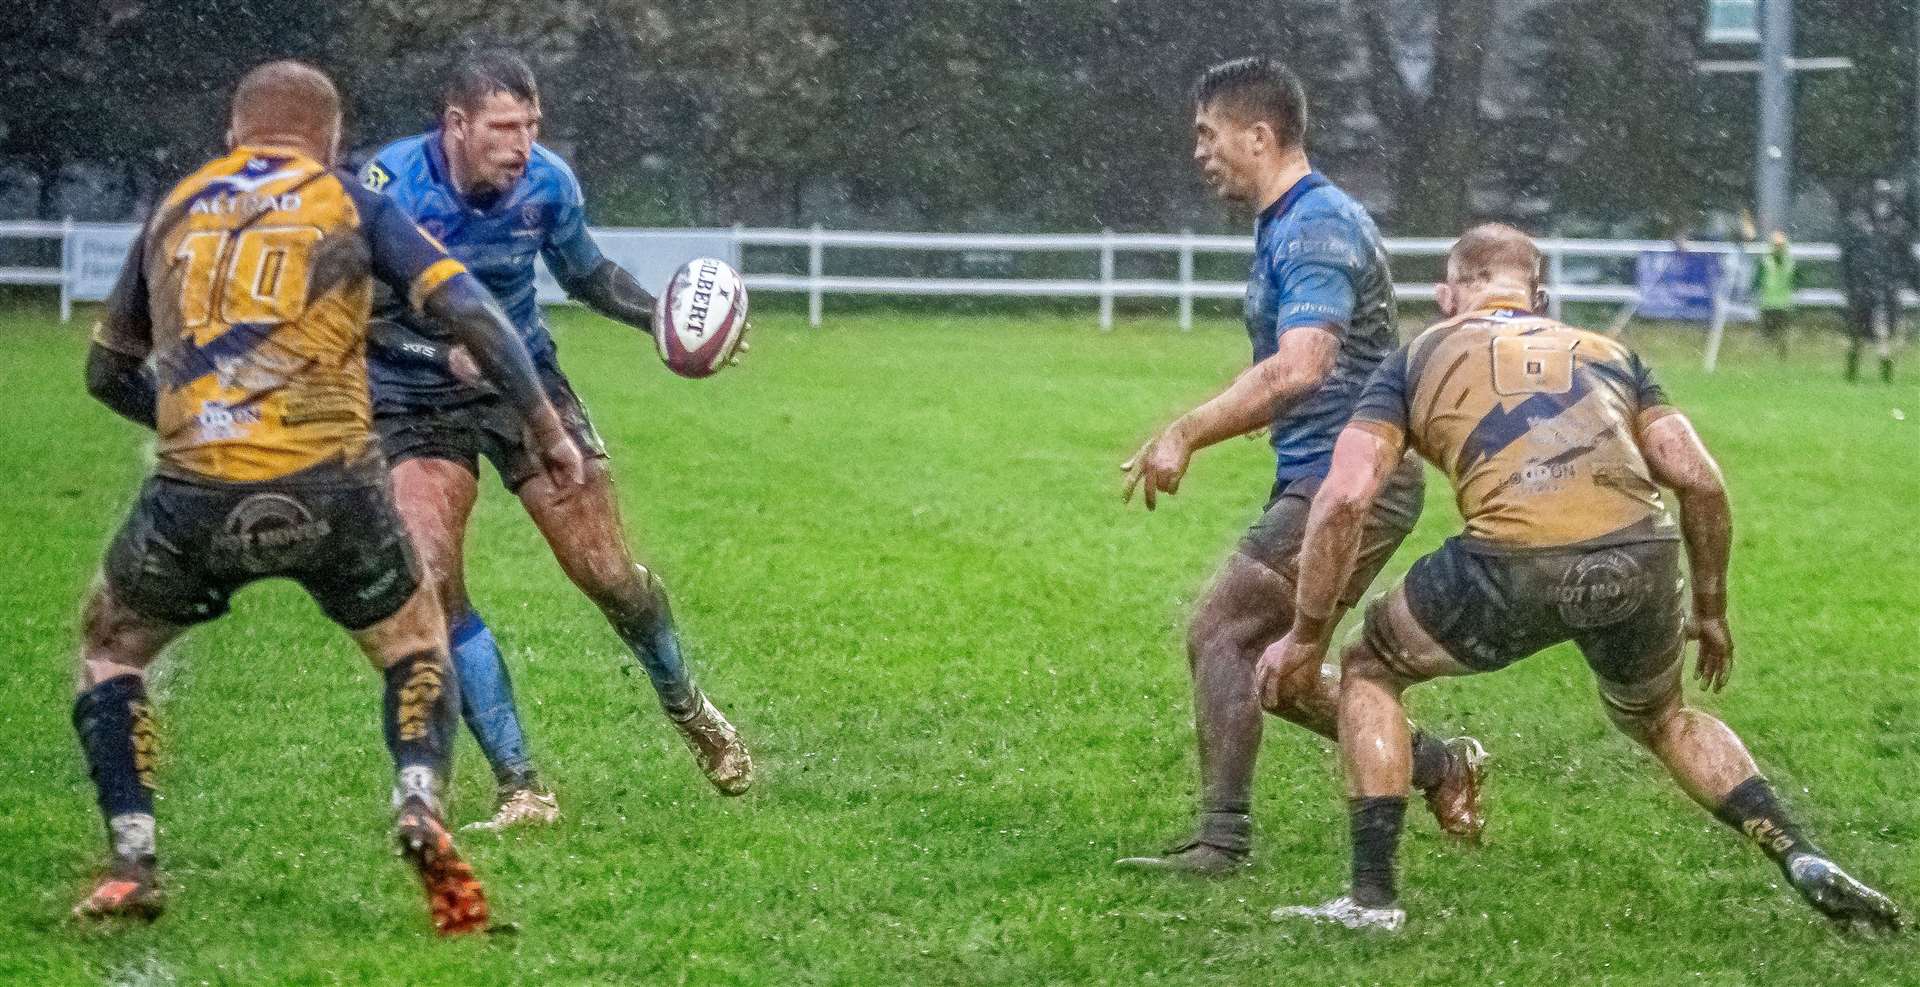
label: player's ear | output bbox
[1249,120,1275,156]
[1435,283,1459,318]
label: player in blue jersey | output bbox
[1115,58,1485,874]
[360,50,752,830]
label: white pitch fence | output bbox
[0,220,1863,329]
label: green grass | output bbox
[1,305,1916,985]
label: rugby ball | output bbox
[655,257,749,379]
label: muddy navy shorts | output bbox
[1238,453,1426,609]
[104,475,420,631]
[1368,536,1688,719]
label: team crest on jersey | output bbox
[363,163,390,192]
[522,204,541,228]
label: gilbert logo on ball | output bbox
[656,257,749,379]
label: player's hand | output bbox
[727,332,751,368]
[1691,614,1734,692]
[1121,426,1193,511]
[527,409,586,491]
[1256,628,1325,713]
[447,346,483,385]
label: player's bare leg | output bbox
[519,461,752,795]
[394,458,553,829]
[71,583,182,921]
[1602,653,1902,933]
[1118,557,1480,875]
[1275,589,1475,930]
[351,584,489,936]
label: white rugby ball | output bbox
[655,257,749,379]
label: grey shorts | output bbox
[1236,454,1426,608]
[375,364,607,492]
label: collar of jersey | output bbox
[1258,171,1329,226]
[1470,296,1538,318]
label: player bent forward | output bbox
[1264,223,1901,933]
[70,61,583,935]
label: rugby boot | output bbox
[395,797,490,936]
[1420,736,1489,844]
[73,854,162,922]
[1785,854,1904,934]
[1271,895,1406,933]
[463,785,560,833]
[1115,812,1252,876]
[671,691,753,796]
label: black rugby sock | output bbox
[1713,776,1821,871]
[1409,731,1451,792]
[382,652,457,804]
[73,675,159,859]
[1349,796,1407,908]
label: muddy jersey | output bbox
[1350,304,1679,552]
[359,132,604,406]
[1246,172,1402,483]
[92,146,468,485]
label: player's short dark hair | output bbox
[1449,223,1542,287]
[1193,57,1308,149]
[443,48,539,112]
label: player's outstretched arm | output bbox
[422,276,584,489]
[1122,327,1338,509]
[1638,411,1735,691]
[559,259,656,332]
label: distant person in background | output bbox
[1752,231,1796,358]
[1838,180,1913,383]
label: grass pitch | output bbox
[1,303,1916,985]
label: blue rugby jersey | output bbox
[359,131,604,405]
[1244,172,1402,483]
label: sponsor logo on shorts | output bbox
[214,493,332,573]
[1555,548,1650,629]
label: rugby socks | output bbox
[1349,796,1407,909]
[382,652,457,810]
[449,610,536,788]
[614,577,698,719]
[1195,806,1253,855]
[73,675,159,862]
[1713,776,1821,872]
[1409,731,1451,792]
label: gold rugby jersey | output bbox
[1350,300,1679,552]
[92,146,466,484]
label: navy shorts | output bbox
[104,476,420,630]
[1238,454,1426,608]
[375,363,607,492]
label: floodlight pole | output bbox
[1756,0,1792,237]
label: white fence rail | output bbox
[0,220,1872,329]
